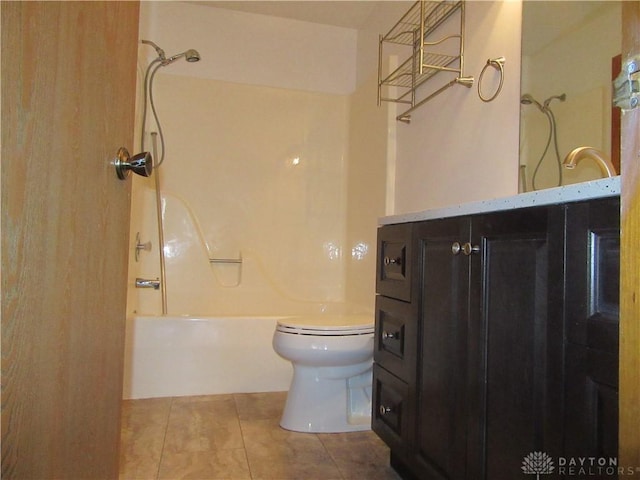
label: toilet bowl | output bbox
[272,314,374,433]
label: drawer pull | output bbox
[379,405,393,416]
[382,331,399,340]
[384,256,402,266]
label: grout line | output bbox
[316,434,348,480]
[233,393,255,480]
[155,397,174,480]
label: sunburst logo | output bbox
[522,451,555,479]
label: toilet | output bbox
[272,314,374,433]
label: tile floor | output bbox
[119,391,402,480]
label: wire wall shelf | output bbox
[377,0,473,123]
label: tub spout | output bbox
[136,278,160,290]
[563,147,616,177]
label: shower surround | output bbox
[132,75,352,316]
[123,1,390,398]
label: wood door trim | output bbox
[619,0,640,467]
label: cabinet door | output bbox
[564,198,620,462]
[468,208,563,480]
[414,217,470,480]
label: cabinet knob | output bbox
[451,242,462,255]
[382,331,399,340]
[379,405,393,416]
[384,256,402,266]
[462,242,480,256]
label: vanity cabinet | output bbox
[373,197,620,480]
[563,199,620,461]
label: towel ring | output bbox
[478,57,505,103]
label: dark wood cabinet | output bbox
[564,199,620,470]
[373,197,620,480]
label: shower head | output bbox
[543,93,566,109]
[141,40,201,66]
[184,49,201,62]
[164,49,201,65]
[520,93,545,112]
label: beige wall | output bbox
[390,1,523,213]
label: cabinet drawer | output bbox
[372,364,412,452]
[375,296,417,382]
[377,224,412,301]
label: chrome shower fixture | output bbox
[141,39,166,62]
[520,93,544,112]
[543,93,566,109]
[520,93,566,112]
[166,49,201,64]
[141,39,201,66]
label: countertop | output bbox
[379,177,621,225]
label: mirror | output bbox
[519,1,622,192]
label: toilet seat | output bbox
[276,314,374,336]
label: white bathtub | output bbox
[122,315,292,399]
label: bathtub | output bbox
[122,315,292,399]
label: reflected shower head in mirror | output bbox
[543,93,566,109]
[520,93,545,112]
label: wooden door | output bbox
[1,2,139,478]
[619,0,640,467]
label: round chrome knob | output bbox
[384,256,400,266]
[382,331,398,340]
[379,405,392,416]
[451,242,462,255]
[114,147,153,180]
[462,242,480,256]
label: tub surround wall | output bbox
[131,2,386,316]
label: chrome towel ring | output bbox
[478,57,506,103]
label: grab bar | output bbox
[209,258,242,264]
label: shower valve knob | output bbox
[114,147,153,180]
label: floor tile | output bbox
[119,398,172,480]
[164,395,244,453]
[241,418,343,480]
[319,432,402,480]
[120,392,398,480]
[233,391,287,421]
[158,448,251,480]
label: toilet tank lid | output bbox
[276,314,374,331]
